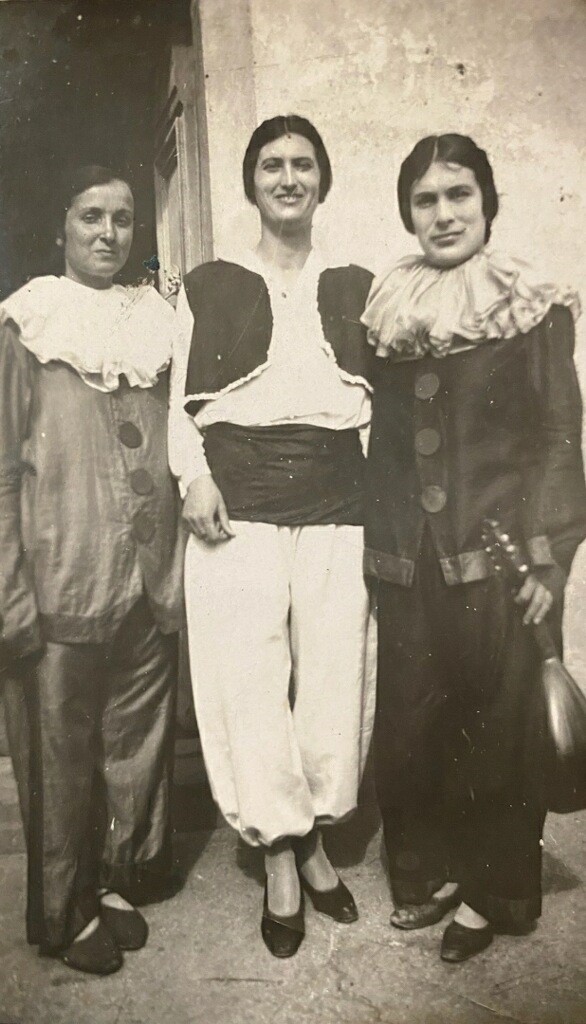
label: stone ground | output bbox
[1,551,585,1024]
[0,736,585,1024]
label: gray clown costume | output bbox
[0,276,184,952]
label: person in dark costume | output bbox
[361,134,586,962]
[0,166,184,974]
[169,116,376,958]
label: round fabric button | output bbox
[421,484,447,513]
[415,427,441,456]
[119,422,143,448]
[415,372,440,400]
[130,468,154,495]
[133,509,156,543]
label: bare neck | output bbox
[255,222,313,275]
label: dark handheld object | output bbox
[482,518,586,813]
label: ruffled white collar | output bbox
[1,275,176,391]
[361,249,580,360]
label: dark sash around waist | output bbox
[203,422,365,526]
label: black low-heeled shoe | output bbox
[60,919,123,975]
[261,882,305,958]
[440,920,494,963]
[99,894,149,951]
[390,887,460,931]
[300,874,358,923]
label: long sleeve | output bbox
[523,304,586,576]
[0,318,43,660]
[168,285,210,497]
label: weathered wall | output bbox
[198,0,586,674]
[199,0,585,294]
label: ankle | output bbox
[433,881,459,900]
[454,902,489,930]
[296,831,338,891]
[72,915,100,944]
[99,890,135,912]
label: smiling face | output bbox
[410,161,486,268]
[253,133,321,234]
[62,180,134,289]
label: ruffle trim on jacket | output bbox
[361,249,581,360]
[1,276,175,392]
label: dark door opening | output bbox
[0,0,191,299]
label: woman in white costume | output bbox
[169,115,376,957]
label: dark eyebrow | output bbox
[412,190,437,201]
[260,155,315,165]
[79,205,133,215]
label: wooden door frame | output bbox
[153,0,213,288]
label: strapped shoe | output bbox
[60,919,123,975]
[99,892,149,951]
[440,920,494,963]
[301,875,358,923]
[261,882,305,958]
[390,887,460,930]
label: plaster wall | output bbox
[197,0,586,674]
[198,0,585,329]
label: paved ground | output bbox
[1,552,585,1024]
[0,733,585,1024]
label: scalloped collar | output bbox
[1,275,175,391]
[361,249,580,360]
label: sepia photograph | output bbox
[0,1,585,1022]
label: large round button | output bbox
[119,422,143,448]
[130,468,154,495]
[133,509,156,543]
[421,485,447,513]
[415,427,441,456]
[415,372,440,400]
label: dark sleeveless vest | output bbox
[182,260,375,415]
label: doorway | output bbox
[0,0,204,298]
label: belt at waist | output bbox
[203,422,365,526]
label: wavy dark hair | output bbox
[242,115,332,205]
[397,134,498,243]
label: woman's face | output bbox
[253,133,321,233]
[62,180,134,289]
[410,161,486,268]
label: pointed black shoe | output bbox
[440,920,494,963]
[60,919,123,975]
[99,898,149,951]
[301,875,358,923]
[390,888,460,931]
[261,883,305,958]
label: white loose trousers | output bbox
[184,521,376,846]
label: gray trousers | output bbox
[3,596,177,952]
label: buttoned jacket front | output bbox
[364,304,586,586]
[0,322,184,659]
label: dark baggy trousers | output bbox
[3,596,177,952]
[375,531,549,931]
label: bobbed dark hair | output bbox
[55,164,134,238]
[397,134,498,243]
[242,115,332,205]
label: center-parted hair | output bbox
[397,134,498,243]
[242,115,332,205]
